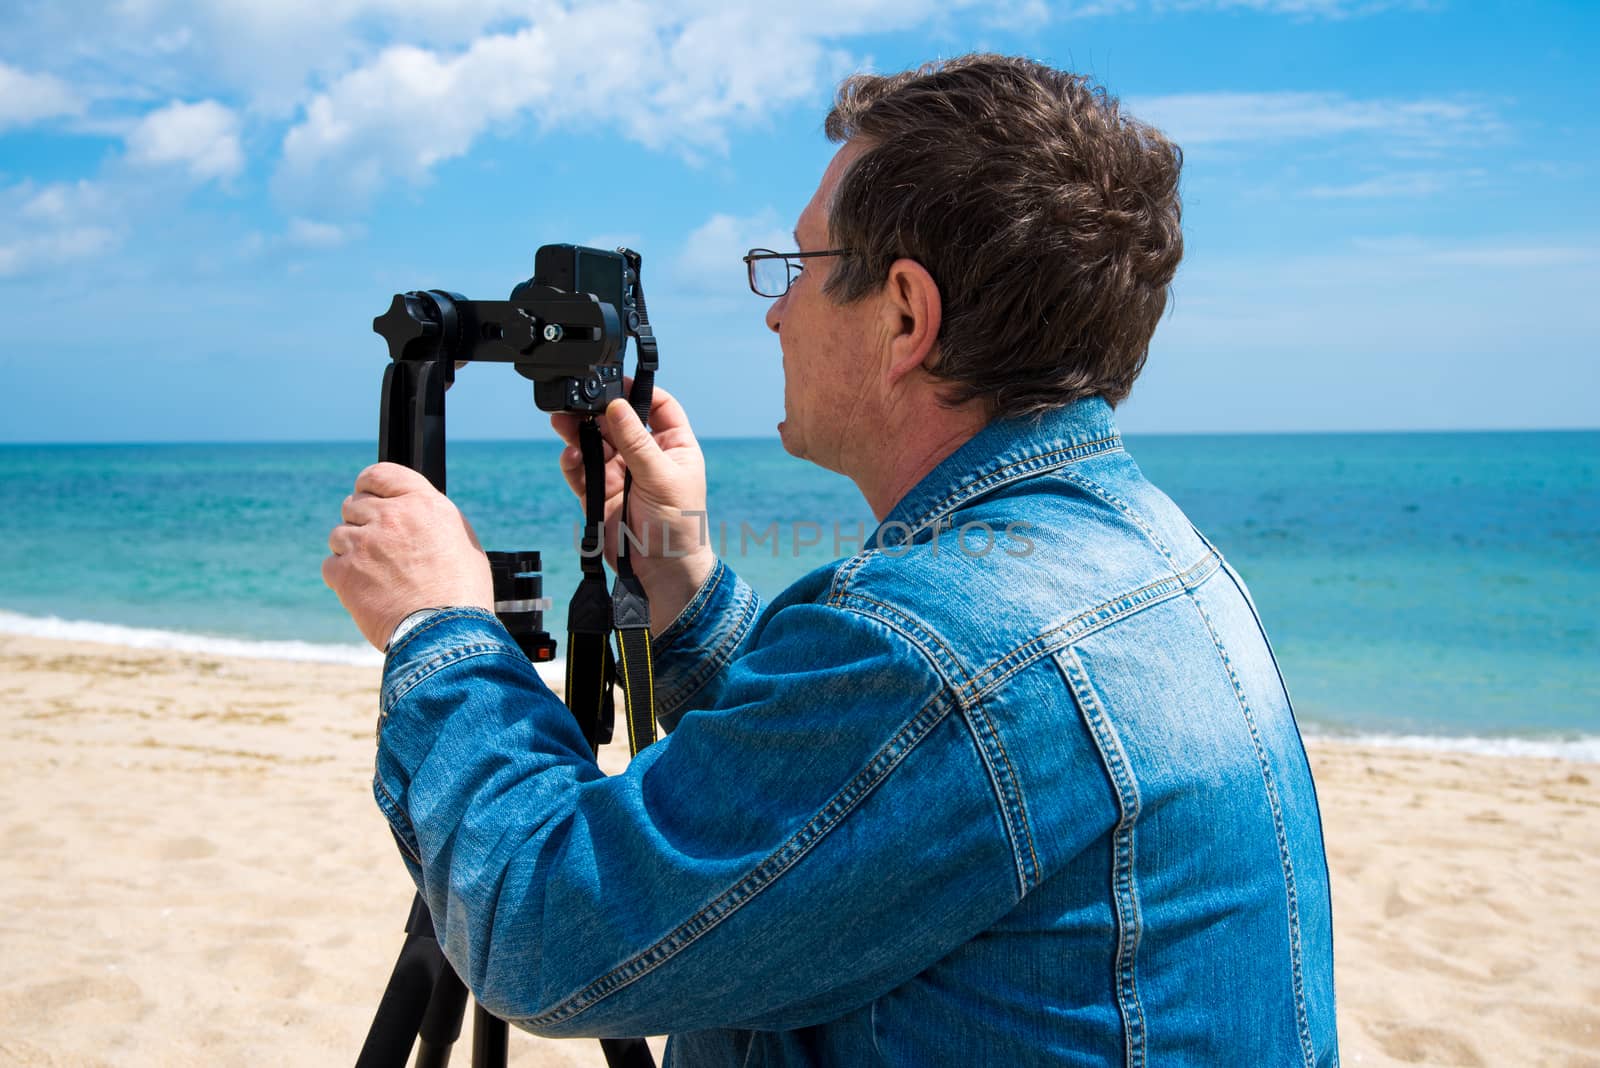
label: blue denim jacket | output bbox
[374,397,1338,1066]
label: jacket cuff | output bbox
[648,558,761,729]
[379,604,535,733]
[374,608,559,854]
[385,606,455,652]
[373,605,593,876]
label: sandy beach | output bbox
[1,634,1595,1067]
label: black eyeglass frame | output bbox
[743,248,855,298]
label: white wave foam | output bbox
[0,609,385,666]
[0,609,570,686]
[1304,729,1600,763]
[3,611,1588,755]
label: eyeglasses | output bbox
[743,248,854,298]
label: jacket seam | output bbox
[1058,648,1147,1068]
[829,553,1223,899]
[824,550,875,606]
[387,605,498,659]
[1185,590,1317,1068]
[962,693,1041,891]
[1053,469,1181,571]
[372,774,421,864]
[651,558,727,654]
[1205,535,1341,1033]
[959,551,1222,706]
[834,591,1039,894]
[899,435,1123,536]
[525,689,957,1029]
[657,580,762,718]
[829,593,970,691]
[384,641,512,713]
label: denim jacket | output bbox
[374,397,1338,1066]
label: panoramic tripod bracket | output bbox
[376,330,557,662]
[361,255,657,1068]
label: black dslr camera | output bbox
[373,243,650,415]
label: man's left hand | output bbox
[323,462,495,650]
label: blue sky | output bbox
[2,0,1595,442]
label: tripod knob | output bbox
[373,292,442,362]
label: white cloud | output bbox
[0,180,121,277]
[5,0,1464,213]
[1164,0,1430,15]
[1163,235,1600,356]
[971,0,1429,22]
[0,61,83,129]
[278,35,552,202]
[1346,237,1600,270]
[19,180,111,223]
[0,177,129,274]
[1304,169,1487,199]
[672,209,794,295]
[1127,231,1600,431]
[286,218,359,248]
[273,1,941,206]
[1058,2,1140,16]
[5,179,112,223]
[0,227,117,278]
[0,0,536,119]
[125,99,245,182]
[0,0,1434,138]
[1129,91,1495,148]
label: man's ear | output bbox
[880,257,942,385]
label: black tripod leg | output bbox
[415,965,471,1068]
[356,896,450,1068]
[472,1004,509,1066]
[601,1037,656,1067]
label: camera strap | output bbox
[565,254,661,758]
[611,254,659,756]
[611,466,655,756]
[565,423,659,759]
[564,418,619,753]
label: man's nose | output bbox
[764,293,784,334]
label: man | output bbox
[326,54,1338,1066]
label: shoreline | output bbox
[1,633,1597,1065]
[3,610,1594,763]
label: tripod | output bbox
[354,344,658,1067]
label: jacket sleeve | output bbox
[373,573,1026,1039]
[646,558,762,732]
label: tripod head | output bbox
[373,244,650,417]
[372,242,657,489]
[370,244,660,672]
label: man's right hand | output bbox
[551,385,716,633]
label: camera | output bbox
[372,243,646,415]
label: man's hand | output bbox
[551,385,716,630]
[322,462,495,650]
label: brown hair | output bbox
[823,54,1183,416]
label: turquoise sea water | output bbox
[1,432,1595,752]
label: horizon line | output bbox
[2,425,1598,447]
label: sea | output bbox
[2,432,1595,760]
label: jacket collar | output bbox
[872,396,1124,540]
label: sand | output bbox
[0,635,1595,1067]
